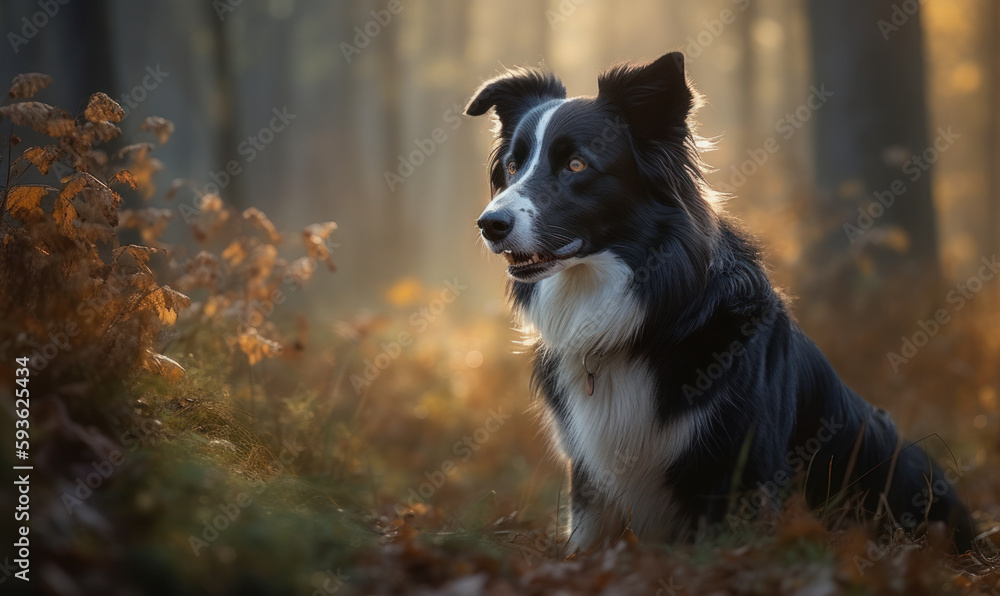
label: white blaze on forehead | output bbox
[515,99,568,184]
[478,99,570,249]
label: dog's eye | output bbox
[567,157,588,173]
[507,161,517,176]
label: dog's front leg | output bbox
[565,460,623,552]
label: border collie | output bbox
[465,52,974,552]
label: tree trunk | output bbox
[0,0,116,109]
[736,0,758,156]
[986,0,1000,257]
[806,0,939,281]
[205,2,243,208]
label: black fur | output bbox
[466,67,567,193]
[467,52,974,551]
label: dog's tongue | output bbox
[553,239,583,260]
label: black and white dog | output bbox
[466,52,973,552]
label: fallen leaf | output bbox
[142,351,185,383]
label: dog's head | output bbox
[466,52,717,284]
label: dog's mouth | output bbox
[502,239,583,282]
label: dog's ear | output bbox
[597,52,695,145]
[465,67,566,140]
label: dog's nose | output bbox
[477,211,514,242]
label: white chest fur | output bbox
[518,252,701,543]
[522,251,644,354]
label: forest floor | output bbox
[12,301,1000,596]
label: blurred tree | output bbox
[379,0,404,269]
[987,0,1000,257]
[736,0,758,155]
[206,1,243,208]
[807,0,939,281]
[0,0,116,111]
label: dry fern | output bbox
[7,72,52,99]
[19,145,64,174]
[303,221,338,271]
[0,77,186,388]
[226,328,283,365]
[4,185,51,222]
[83,92,125,124]
[243,207,282,244]
[0,101,75,136]
[141,116,175,145]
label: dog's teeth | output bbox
[503,250,555,268]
